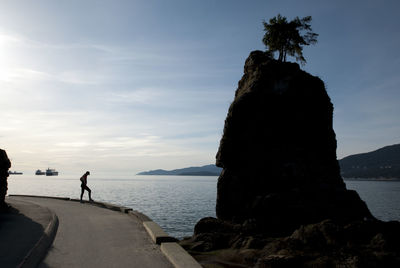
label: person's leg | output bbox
[87,186,93,201]
[83,185,93,201]
[80,187,84,202]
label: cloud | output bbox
[0,32,23,46]
[0,102,221,174]
[0,68,53,83]
[108,88,163,104]
[57,70,108,85]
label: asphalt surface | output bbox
[9,196,173,268]
[0,198,53,267]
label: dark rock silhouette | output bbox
[181,51,400,267]
[215,50,373,235]
[0,149,11,211]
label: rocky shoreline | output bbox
[181,217,400,267]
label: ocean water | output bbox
[7,175,400,239]
[345,179,400,222]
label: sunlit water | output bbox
[7,175,400,239]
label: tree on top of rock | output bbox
[262,14,318,65]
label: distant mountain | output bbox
[339,144,400,179]
[137,164,222,176]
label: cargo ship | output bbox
[35,169,45,175]
[45,168,58,176]
[9,171,23,175]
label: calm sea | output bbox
[7,175,400,239]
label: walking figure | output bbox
[80,171,93,203]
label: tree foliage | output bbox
[262,14,318,65]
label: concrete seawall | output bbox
[7,195,201,268]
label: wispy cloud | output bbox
[108,88,164,104]
[57,70,108,85]
[0,68,52,82]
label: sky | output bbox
[0,0,399,176]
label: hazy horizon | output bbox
[1,0,399,176]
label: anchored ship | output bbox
[8,171,23,175]
[35,169,45,175]
[45,168,59,176]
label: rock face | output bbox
[181,51,400,267]
[215,50,373,235]
[0,149,11,211]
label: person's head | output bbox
[86,171,90,175]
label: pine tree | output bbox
[262,14,318,65]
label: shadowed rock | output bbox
[0,149,11,211]
[215,50,373,235]
[180,51,400,267]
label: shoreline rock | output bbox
[0,149,11,211]
[181,217,400,267]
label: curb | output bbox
[9,194,70,201]
[17,207,59,268]
[143,221,178,244]
[128,210,152,222]
[69,198,133,213]
[96,201,133,213]
[161,242,202,268]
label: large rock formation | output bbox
[215,50,373,235]
[181,51,400,267]
[0,149,11,211]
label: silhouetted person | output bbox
[80,171,93,203]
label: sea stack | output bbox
[215,50,373,235]
[181,51,400,267]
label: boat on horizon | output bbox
[45,168,59,176]
[35,169,45,175]
[9,171,23,175]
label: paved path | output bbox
[0,198,53,267]
[11,196,173,268]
